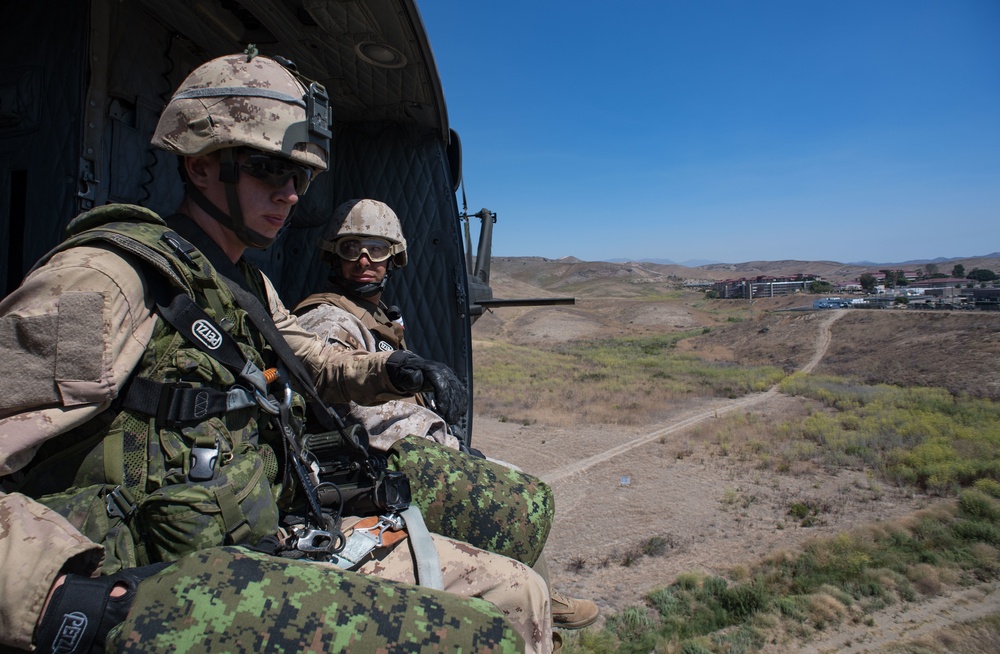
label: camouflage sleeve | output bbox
[0,493,104,649]
[348,399,460,451]
[0,245,154,469]
[262,275,408,405]
[295,302,378,353]
[0,245,153,648]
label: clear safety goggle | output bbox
[333,237,398,263]
[240,153,314,195]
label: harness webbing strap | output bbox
[216,483,252,545]
[400,505,443,590]
[122,377,257,426]
[165,216,357,444]
[153,279,269,393]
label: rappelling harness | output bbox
[20,205,442,587]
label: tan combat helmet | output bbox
[151,49,332,248]
[320,199,408,268]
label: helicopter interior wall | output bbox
[0,0,205,294]
[0,0,89,295]
[0,0,474,436]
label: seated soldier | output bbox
[295,198,601,630]
[0,53,555,653]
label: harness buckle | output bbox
[105,484,136,520]
[328,529,380,568]
[293,527,344,554]
[189,439,221,481]
[354,514,405,548]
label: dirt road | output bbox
[473,307,1000,648]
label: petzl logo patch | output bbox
[192,319,223,350]
[54,611,88,653]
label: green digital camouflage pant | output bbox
[106,437,557,653]
[106,546,525,653]
[387,436,554,566]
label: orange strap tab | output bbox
[352,516,408,548]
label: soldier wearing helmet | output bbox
[296,198,601,632]
[0,53,555,653]
[295,198,463,451]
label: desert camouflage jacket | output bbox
[0,205,408,649]
[294,290,460,452]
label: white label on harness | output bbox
[192,319,223,350]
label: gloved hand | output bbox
[386,351,468,425]
[36,563,169,654]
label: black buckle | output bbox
[189,439,221,482]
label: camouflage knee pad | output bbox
[106,546,523,653]
[387,436,554,566]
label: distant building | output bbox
[972,288,1000,311]
[861,270,922,283]
[711,274,818,299]
[907,278,968,289]
[834,281,862,293]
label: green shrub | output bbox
[974,478,1000,499]
[959,489,1000,521]
[605,606,657,642]
[953,519,1000,546]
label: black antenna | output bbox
[460,179,472,271]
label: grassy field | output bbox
[473,332,784,426]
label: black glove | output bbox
[36,563,169,654]
[386,351,468,425]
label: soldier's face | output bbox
[340,252,388,286]
[235,153,301,241]
[188,151,301,245]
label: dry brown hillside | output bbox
[491,254,1000,286]
[471,255,1000,652]
[482,255,1000,397]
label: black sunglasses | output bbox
[239,153,314,195]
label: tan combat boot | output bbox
[550,588,600,629]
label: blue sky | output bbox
[417,1,1000,265]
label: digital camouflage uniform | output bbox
[0,56,551,652]
[106,548,523,653]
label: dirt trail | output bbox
[802,309,842,373]
[541,309,844,485]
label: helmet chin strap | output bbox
[331,267,392,298]
[183,150,278,250]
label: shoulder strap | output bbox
[296,292,404,352]
[164,218,363,450]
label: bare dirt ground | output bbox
[470,275,1000,650]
